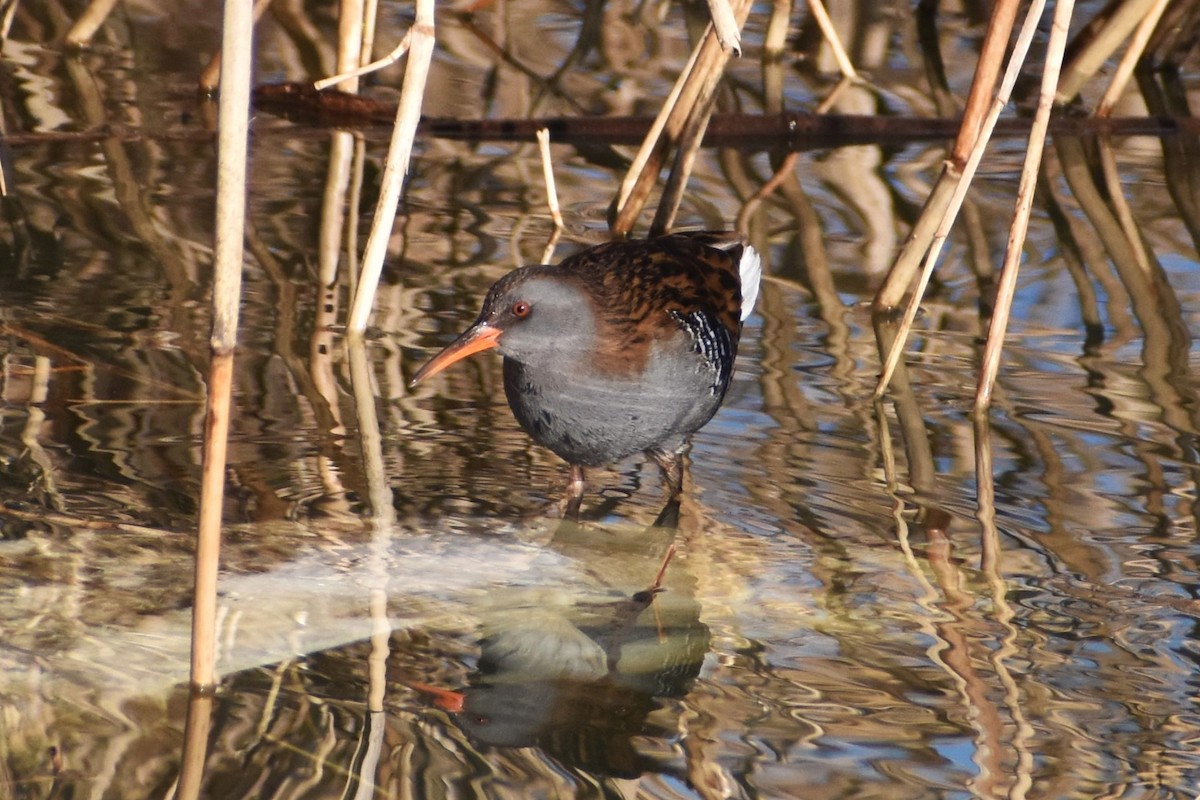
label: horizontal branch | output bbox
[4,82,1194,150]
[253,82,1199,147]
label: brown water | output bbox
[4,3,1200,798]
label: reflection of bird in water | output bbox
[414,589,710,779]
[411,231,761,503]
[409,499,709,779]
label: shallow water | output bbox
[3,2,1200,798]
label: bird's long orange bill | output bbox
[410,323,501,385]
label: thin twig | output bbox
[315,28,412,91]
[807,0,857,79]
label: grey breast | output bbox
[501,340,721,466]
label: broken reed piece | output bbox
[536,128,564,230]
[537,127,563,264]
[706,0,742,55]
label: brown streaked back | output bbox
[555,232,747,368]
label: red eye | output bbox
[511,301,530,318]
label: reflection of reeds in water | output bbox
[6,1,1200,796]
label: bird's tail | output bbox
[737,245,762,321]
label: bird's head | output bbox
[410,266,595,385]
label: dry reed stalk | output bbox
[762,0,792,112]
[763,0,791,57]
[873,0,1020,311]
[348,341,394,525]
[613,40,706,222]
[1097,137,1153,274]
[613,0,751,235]
[0,0,19,42]
[178,1,254,793]
[1096,0,1170,117]
[191,0,254,694]
[1146,0,1200,66]
[650,78,724,235]
[173,693,214,800]
[198,0,273,93]
[813,75,856,113]
[316,0,369,286]
[335,0,367,92]
[1057,0,1159,102]
[319,136,357,286]
[707,0,742,54]
[341,9,378,306]
[873,0,1041,398]
[972,8,1073,780]
[973,409,1036,799]
[346,0,434,334]
[348,339,394,729]
[361,0,379,66]
[975,0,1076,411]
[540,228,563,267]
